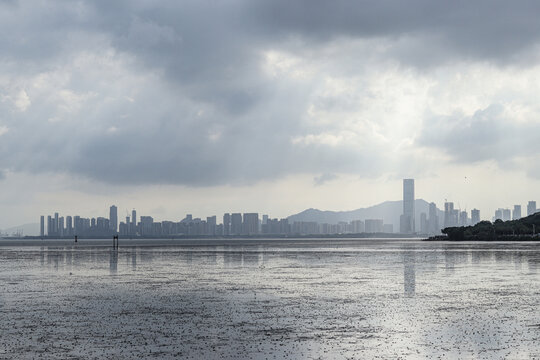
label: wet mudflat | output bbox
[0,239,539,359]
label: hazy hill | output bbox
[1,223,40,236]
[287,199,444,232]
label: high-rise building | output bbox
[512,205,522,220]
[231,213,242,235]
[471,209,480,225]
[420,212,427,234]
[223,213,231,235]
[502,208,511,221]
[131,209,137,235]
[40,216,45,237]
[59,217,64,237]
[494,208,503,221]
[400,179,415,234]
[243,213,259,235]
[444,202,456,228]
[365,219,384,233]
[54,212,59,235]
[74,215,81,235]
[428,202,439,234]
[139,216,153,236]
[527,201,537,216]
[110,205,118,232]
[47,215,52,236]
[207,216,216,235]
[66,216,73,236]
[459,211,468,226]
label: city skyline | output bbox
[30,178,538,238]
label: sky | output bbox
[2,0,540,228]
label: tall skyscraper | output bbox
[400,179,415,234]
[512,205,521,220]
[47,215,52,236]
[471,209,480,225]
[223,213,231,235]
[427,202,439,234]
[110,205,118,232]
[420,212,427,234]
[54,212,59,235]
[66,216,73,236]
[40,216,45,237]
[131,209,137,226]
[527,201,537,216]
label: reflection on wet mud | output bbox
[403,250,415,296]
[1,240,540,359]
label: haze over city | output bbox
[1,1,540,229]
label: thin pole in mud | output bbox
[113,235,119,249]
[74,235,78,243]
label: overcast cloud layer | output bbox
[2,1,540,226]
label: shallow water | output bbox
[0,239,539,359]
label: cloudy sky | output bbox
[1,0,540,228]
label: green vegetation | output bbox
[439,212,540,241]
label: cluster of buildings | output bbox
[42,206,119,237]
[40,208,393,238]
[400,178,538,235]
[39,180,538,238]
[492,201,536,222]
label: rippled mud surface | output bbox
[1,239,539,359]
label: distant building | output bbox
[243,213,259,235]
[459,211,468,226]
[231,213,242,235]
[139,216,153,236]
[365,219,384,233]
[527,201,537,216]
[512,205,521,220]
[420,212,428,234]
[400,179,415,234]
[494,208,503,221]
[47,215,52,236]
[428,202,439,234]
[40,216,44,237]
[66,216,73,236]
[444,202,456,228]
[207,216,216,235]
[131,209,137,234]
[351,220,364,233]
[223,213,231,235]
[109,205,118,232]
[471,209,480,225]
[59,217,64,237]
[502,208,511,221]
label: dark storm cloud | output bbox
[1,1,540,186]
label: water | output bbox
[1,239,539,359]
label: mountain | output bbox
[1,223,40,236]
[287,199,444,232]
